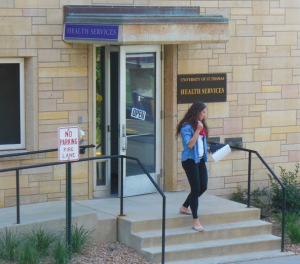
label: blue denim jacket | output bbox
[180,123,208,163]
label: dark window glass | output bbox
[0,64,21,145]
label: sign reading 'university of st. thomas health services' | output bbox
[64,24,119,41]
[177,73,227,104]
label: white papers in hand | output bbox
[211,144,231,162]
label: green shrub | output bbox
[18,241,39,264]
[52,239,71,264]
[71,224,94,254]
[21,226,56,255]
[267,163,300,213]
[0,228,20,261]
[229,185,247,204]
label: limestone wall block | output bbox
[0,36,25,48]
[243,117,261,129]
[0,17,31,35]
[39,67,87,78]
[267,46,290,57]
[32,17,46,25]
[39,99,56,112]
[247,15,284,24]
[280,0,300,7]
[236,25,263,36]
[40,181,60,194]
[233,66,253,82]
[208,177,225,189]
[267,99,300,110]
[246,141,281,157]
[271,134,286,140]
[276,32,298,45]
[208,102,229,118]
[57,103,87,111]
[38,49,60,62]
[262,110,296,127]
[256,92,281,100]
[250,105,266,112]
[70,54,88,67]
[255,128,271,141]
[32,25,63,35]
[256,37,275,46]
[253,69,271,81]
[226,37,256,53]
[188,49,213,59]
[238,94,255,105]
[229,105,249,117]
[68,110,87,123]
[253,1,270,14]
[60,0,92,7]
[23,8,46,16]
[272,69,293,85]
[289,151,300,162]
[39,91,63,99]
[18,49,38,57]
[286,9,300,24]
[53,77,87,90]
[210,160,232,177]
[0,176,28,189]
[224,117,243,134]
[47,9,63,24]
[287,133,300,144]
[64,90,88,103]
[15,0,59,8]
[178,59,208,74]
[219,54,246,65]
[39,111,68,120]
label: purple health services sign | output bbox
[64,24,119,41]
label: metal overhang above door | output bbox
[63,5,229,45]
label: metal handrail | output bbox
[0,153,166,264]
[208,142,286,252]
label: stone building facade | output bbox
[0,0,299,208]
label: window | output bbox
[0,58,25,150]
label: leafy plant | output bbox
[267,163,300,213]
[0,228,20,261]
[52,239,71,264]
[21,226,56,255]
[229,185,247,204]
[18,241,39,264]
[71,224,94,254]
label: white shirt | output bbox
[197,135,204,159]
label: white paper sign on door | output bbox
[58,126,79,162]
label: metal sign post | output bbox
[58,126,79,246]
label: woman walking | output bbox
[175,101,209,232]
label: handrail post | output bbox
[120,156,124,216]
[162,196,166,264]
[66,161,72,246]
[16,169,20,224]
[247,152,252,207]
[281,187,286,252]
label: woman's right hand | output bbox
[197,121,203,131]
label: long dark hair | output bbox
[175,101,209,139]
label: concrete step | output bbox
[132,220,272,248]
[143,234,281,263]
[129,207,261,233]
[167,250,295,264]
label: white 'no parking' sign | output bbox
[58,126,79,162]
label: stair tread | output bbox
[133,220,270,237]
[142,234,280,253]
[166,250,295,264]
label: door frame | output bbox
[93,44,163,198]
[119,45,162,197]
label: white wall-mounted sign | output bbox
[58,126,79,162]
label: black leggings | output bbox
[182,158,208,219]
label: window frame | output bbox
[0,58,25,150]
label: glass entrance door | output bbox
[119,45,161,197]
